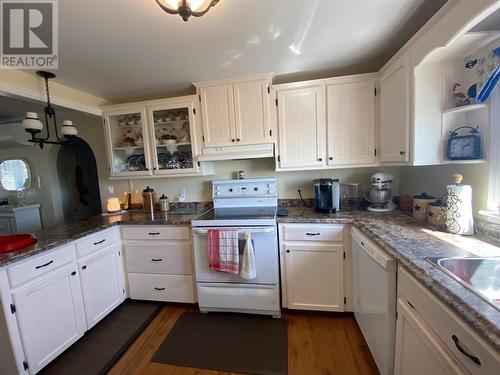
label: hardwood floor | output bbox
[109,305,379,375]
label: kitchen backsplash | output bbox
[105,158,401,206]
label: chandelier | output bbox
[21,71,78,149]
[155,0,220,22]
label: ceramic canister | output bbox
[413,193,437,220]
[427,200,445,226]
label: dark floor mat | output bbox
[40,300,162,375]
[152,312,288,375]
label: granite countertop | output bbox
[279,206,500,351]
[0,209,207,267]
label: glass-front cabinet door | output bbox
[147,99,198,175]
[103,108,152,177]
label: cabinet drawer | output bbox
[122,226,190,241]
[398,267,500,374]
[75,227,120,258]
[128,273,195,303]
[7,244,76,288]
[283,224,344,242]
[124,242,193,275]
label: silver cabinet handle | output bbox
[452,335,481,366]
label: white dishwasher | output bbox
[351,227,397,375]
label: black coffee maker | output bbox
[314,179,340,213]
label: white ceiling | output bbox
[50,0,446,102]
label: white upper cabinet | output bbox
[275,74,377,171]
[102,96,212,179]
[234,80,271,145]
[103,107,153,178]
[326,80,376,165]
[195,74,273,148]
[276,86,326,169]
[147,97,202,175]
[198,84,236,147]
[380,53,410,163]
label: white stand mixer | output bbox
[366,173,397,212]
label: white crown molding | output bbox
[0,80,102,116]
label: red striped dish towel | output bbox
[207,229,240,274]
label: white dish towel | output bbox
[240,232,256,280]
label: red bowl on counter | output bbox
[0,234,38,254]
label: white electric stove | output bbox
[191,178,280,317]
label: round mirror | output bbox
[0,158,32,192]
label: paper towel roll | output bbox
[446,184,474,235]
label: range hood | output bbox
[0,123,32,148]
[198,143,274,161]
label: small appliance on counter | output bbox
[142,186,156,213]
[412,193,437,220]
[314,178,340,213]
[340,183,363,209]
[365,173,396,212]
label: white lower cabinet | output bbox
[395,298,466,375]
[11,263,86,374]
[122,225,195,303]
[78,245,125,329]
[279,224,347,312]
[128,274,195,303]
[396,266,500,375]
[285,243,344,311]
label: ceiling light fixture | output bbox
[155,0,220,22]
[21,71,78,149]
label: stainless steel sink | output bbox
[426,256,500,311]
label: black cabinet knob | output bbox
[286,250,290,253]
[236,138,240,142]
[329,157,333,160]
[400,150,406,155]
[71,271,76,276]
[318,158,323,161]
[231,139,235,142]
[82,265,87,270]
